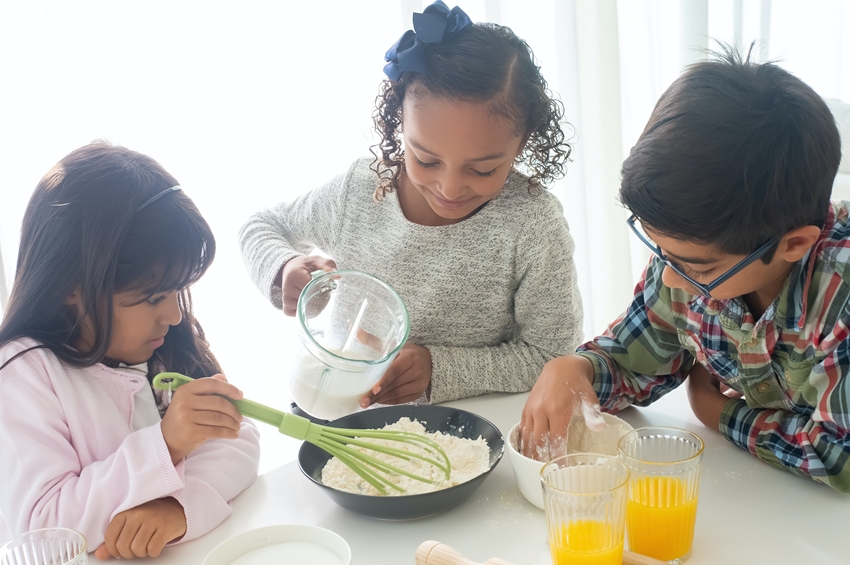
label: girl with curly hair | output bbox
[240,0,583,410]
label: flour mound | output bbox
[321,417,491,496]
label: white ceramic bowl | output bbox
[506,423,547,508]
[506,414,634,509]
[203,524,351,565]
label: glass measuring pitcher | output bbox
[290,270,409,420]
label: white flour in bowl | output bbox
[321,417,490,496]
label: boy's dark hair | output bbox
[620,44,841,261]
[0,142,221,380]
[371,23,571,200]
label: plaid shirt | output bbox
[577,202,850,492]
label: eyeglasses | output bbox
[626,214,781,298]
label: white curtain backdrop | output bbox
[1,0,848,472]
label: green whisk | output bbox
[152,372,451,495]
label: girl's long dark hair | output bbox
[0,141,221,379]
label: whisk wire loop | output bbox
[316,442,403,494]
[328,440,444,486]
[320,429,451,477]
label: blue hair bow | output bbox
[383,0,473,80]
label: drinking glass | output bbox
[0,528,87,565]
[618,427,704,564]
[541,454,629,565]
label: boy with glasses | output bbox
[520,46,848,491]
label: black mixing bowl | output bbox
[298,405,504,520]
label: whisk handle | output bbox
[232,398,287,428]
[152,372,195,391]
[152,372,290,429]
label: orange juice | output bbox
[626,476,698,561]
[550,520,624,565]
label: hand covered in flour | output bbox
[278,255,337,316]
[520,355,605,461]
[360,344,432,407]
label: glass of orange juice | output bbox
[617,427,704,564]
[540,454,629,565]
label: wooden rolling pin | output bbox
[415,540,666,565]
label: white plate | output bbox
[203,524,351,565]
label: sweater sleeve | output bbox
[0,354,185,550]
[238,163,352,309]
[167,419,260,542]
[428,199,584,404]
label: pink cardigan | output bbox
[0,338,261,550]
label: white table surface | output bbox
[153,386,850,565]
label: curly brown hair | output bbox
[370,22,572,201]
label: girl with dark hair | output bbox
[241,1,583,410]
[0,142,260,559]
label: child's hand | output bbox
[279,255,337,316]
[160,374,244,465]
[94,497,186,560]
[520,355,604,461]
[360,344,432,407]
[686,363,729,431]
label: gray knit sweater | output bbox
[239,158,583,404]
